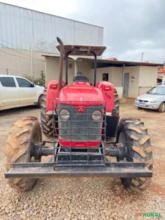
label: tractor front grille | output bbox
[57,104,105,142]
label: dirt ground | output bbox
[0,102,165,220]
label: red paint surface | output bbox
[46,80,116,148]
[58,82,105,106]
[59,138,101,148]
[46,80,63,112]
[96,81,115,113]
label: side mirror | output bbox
[31,83,35,87]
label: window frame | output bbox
[102,73,109,81]
[0,76,16,87]
[16,77,34,88]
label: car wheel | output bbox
[158,102,165,112]
[37,95,43,108]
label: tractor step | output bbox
[5,162,152,178]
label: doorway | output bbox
[123,73,129,97]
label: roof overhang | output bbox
[56,44,106,56]
[42,54,163,67]
[95,59,163,67]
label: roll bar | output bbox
[56,37,106,90]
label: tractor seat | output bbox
[73,75,89,82]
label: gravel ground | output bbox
[0,103,165,220]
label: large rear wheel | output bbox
[40,90,54,137]
[114,88,119,115]
[112,88,119,116]
[117,118,153,190]
[4,117,42,192]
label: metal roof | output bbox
[94,58,162,67]
[0,2,103,29]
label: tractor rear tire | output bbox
[112,88,119,116]
[4,117,42,192]
[40,90,54,137]
[117,118,153,190]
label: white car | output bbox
[0,75,44,110]
[135,85,165,112]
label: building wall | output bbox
[138,66,158,95]
[45,57,158,99]
[124,66,140,98]
[45,57,60,83]
[110,67,123,87]
[45,57,92,84]
[96,67,122,86]
[0,3,103,53]
[0,3,103,79]
[93,67,123,98]
[0,48,45,79]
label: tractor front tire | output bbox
[112,88,119,116]
[40,90,54,137]
[4,117,42,192]
[117,118,153,190]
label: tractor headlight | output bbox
[92,110,102,121]
[59,109,70,121]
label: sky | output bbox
[1,0,165,63]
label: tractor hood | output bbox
[59,82,104,105]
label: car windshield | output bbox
[147,87,165,95]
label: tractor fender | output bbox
[46,80,59,113]
[96,81,115,113]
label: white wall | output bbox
[0,48,45,79]
[94,66,123,98]
[45,57,92,84]
[138,66,158,95]
[123,65,158,97]
[45,57,60,83]
[95,67,122,86]
[45,57,159,98]
[124,66,140,98]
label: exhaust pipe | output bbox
[56,37,64,95]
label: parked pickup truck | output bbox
[0,75,44,110]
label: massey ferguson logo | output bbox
[77,106,86,112]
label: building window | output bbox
[102,73,109,81]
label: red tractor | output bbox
[4,38,152,192]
